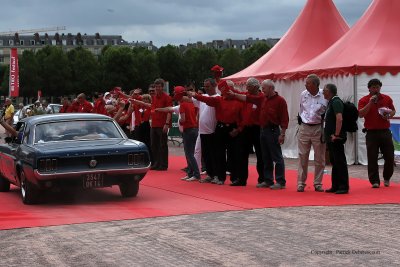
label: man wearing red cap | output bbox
[189,80,244,185]
[211,65,224,84]
[150,78,173,170]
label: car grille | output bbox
[37,153,149,172]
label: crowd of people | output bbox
[2,66,396,194]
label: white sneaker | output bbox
[181,176,190,180]
[200,171,207,175]
[186,176,200,182]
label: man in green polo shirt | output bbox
[322,84,349,194]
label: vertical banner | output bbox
[9,48,20,97]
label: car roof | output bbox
[20,113,112,125]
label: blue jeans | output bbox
[183,128,200,178]
[260,127,286,186]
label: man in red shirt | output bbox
[211,65,224,84]
[76,93,93,113]
[173,86,200,181]
[150,78,173,171]
[92,92,107,115]
[232,78,265,186]
[358,78,396,188]
[231,79,289,190]
[60,97,72,113]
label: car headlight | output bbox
[38,158,58,172]
[128,153,145,166]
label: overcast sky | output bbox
[2,0,372,47]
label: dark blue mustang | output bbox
[0,113,150,204]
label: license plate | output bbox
[83,173,104,189]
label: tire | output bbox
[119,180,139,198]
[20,170,40,205]
[0,176,10,192]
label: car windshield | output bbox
[34,119,123,144]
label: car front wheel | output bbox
[20,170,40,204]
[119,180,139,198]
[0,176,10,192]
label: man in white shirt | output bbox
[297,74,328,192]
[191,78,219,183]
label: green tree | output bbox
[36,46,72,97]
[0,65,9,96]
[101,46,136,91]
[219,48,243,77]
[132,47,159,91]
[67,47,101,96]
[183,47,218,87]
[156,45,186,87]
[19,50,41,98]
[241,42,270,68]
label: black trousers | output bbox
[150,127,168,169]
[137,121,152,163]
[200,133,217,178]
[327,140,349,191]
[214,122,238,182]
[234,125,264,184]
[366,129,394,184]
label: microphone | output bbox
[373,94,378,104]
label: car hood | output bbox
[32,139,146,156]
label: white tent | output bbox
[274,0,400,164]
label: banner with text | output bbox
[9,48,20,97]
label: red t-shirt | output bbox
[179,102,198,130]
[60,103,71,113]
[93,98,107,115]
[141,107,151,122]
[68,101,80,113]
[358,93,395,130]
[151,92,173,127]
[247,93,289,130]
[133,106,142,126]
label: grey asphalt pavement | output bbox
[0,130,399,266]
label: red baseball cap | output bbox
[173,86,186,101]
[211,65,224,72]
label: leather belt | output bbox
[303,123,321,126]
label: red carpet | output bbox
[0,155,398,230]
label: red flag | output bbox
[9,48,20,97]
[38,90,42,100]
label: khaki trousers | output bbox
[297,124,326,186]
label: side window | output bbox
[23,129,30,144]
[14,122,25,144]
